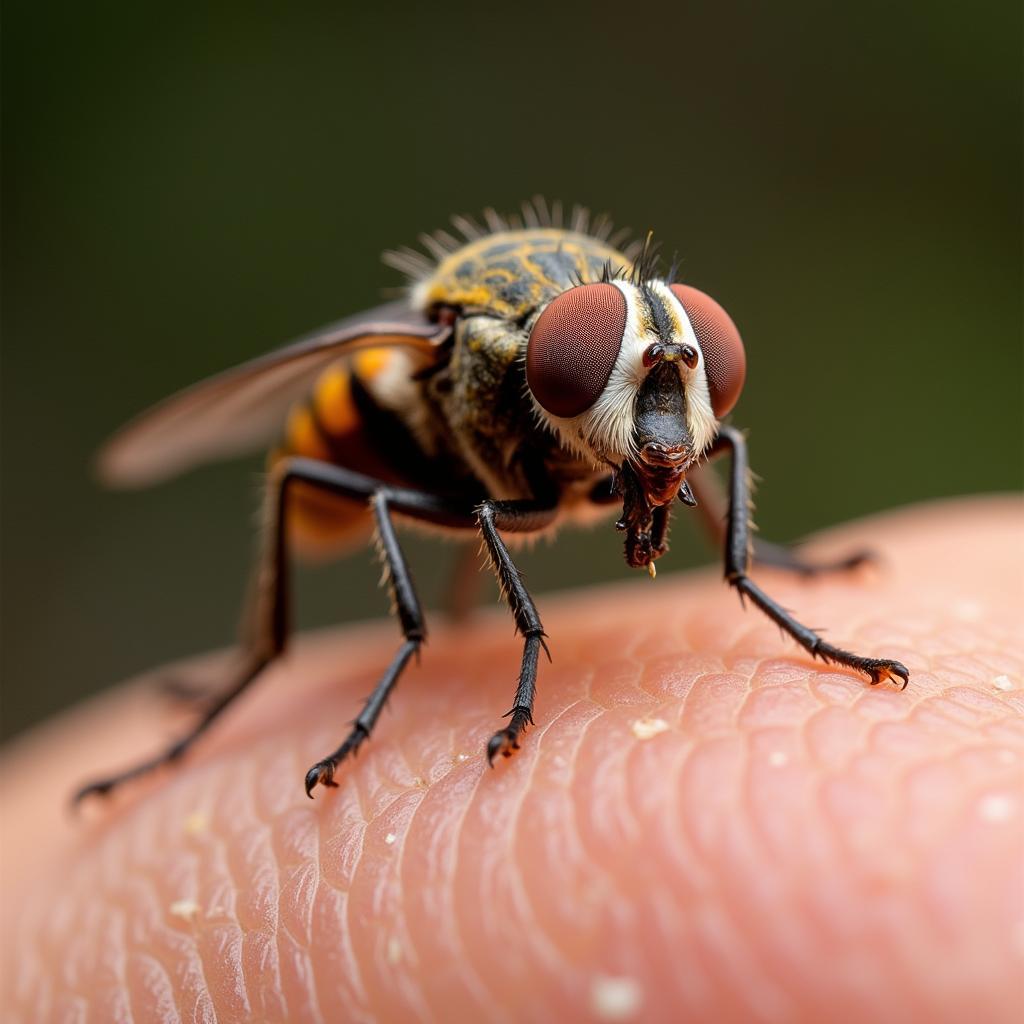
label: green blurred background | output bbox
[2,1,1021,740]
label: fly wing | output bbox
[98,300,450,488]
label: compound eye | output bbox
[670,284,746,417]
[526,283,627,418]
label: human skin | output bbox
[1,496,1022,1024]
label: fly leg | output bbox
[252,460,474,797]
[73,468,296,804]
[75,458,474,805]
[749,538,874,576]
[157,561,284,711]
[475,500,559,763]
[712,426,909,688]
[303,492,425,797]
[687,460,874,577]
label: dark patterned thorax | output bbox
[407,229,634,506]
[423,229,631,321]
[279,226,639,518]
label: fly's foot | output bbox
[812,638,910,691]
[864,658,911,690]
[486,707,533,765]
[831,548,877,573]
[72,738,188,808]
[486,729,519,764]
[841,655,909,690]
[304,760,340,798]
[72,778,117,805]
[304,726,369,798]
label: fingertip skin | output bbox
[3,497,1022,1023]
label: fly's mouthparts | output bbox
[640,442,689,468]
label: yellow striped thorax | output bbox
[412,228,633,321]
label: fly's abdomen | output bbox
[270,351,403,556]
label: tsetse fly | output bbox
[75,200,908,804]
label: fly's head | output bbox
[525,277,746,572]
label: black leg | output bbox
[73,471,295,804]
[475,500,558,763]
[711,427,909,688]
[72,657,272,803]
[686,461,874,577]
[748,537,874,577]
[304,491,426,797]
[74,458,480,805]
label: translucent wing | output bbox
[99,300,450,488]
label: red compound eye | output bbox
[670,284,746,417]
[526,283,627,418]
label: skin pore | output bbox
[2,496,1021,1023]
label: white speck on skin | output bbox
[384,832,397,846]
[386,937,402,965]
[169,899,200,923]
[979,794,1016,823]
[591,975,643,1020]
[631,717,669,741]
[992,675,1015,692]
[768,751,789,767]
[456,753,470,762]
[183,811,208,836]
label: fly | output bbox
[74,199,908,804]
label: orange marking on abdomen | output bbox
[271,348,411,558]
[312,351,393,441]
[285,480,372,559]
[274,392,366,557]
[352,348,392,382]
[267,443,371,558]
[285,404,330,461]
[314,365,359,436]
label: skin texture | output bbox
[2,496,1022,1024]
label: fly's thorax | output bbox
[381,212,745,512]
[424,314,557,502]
[410,228,633,321]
